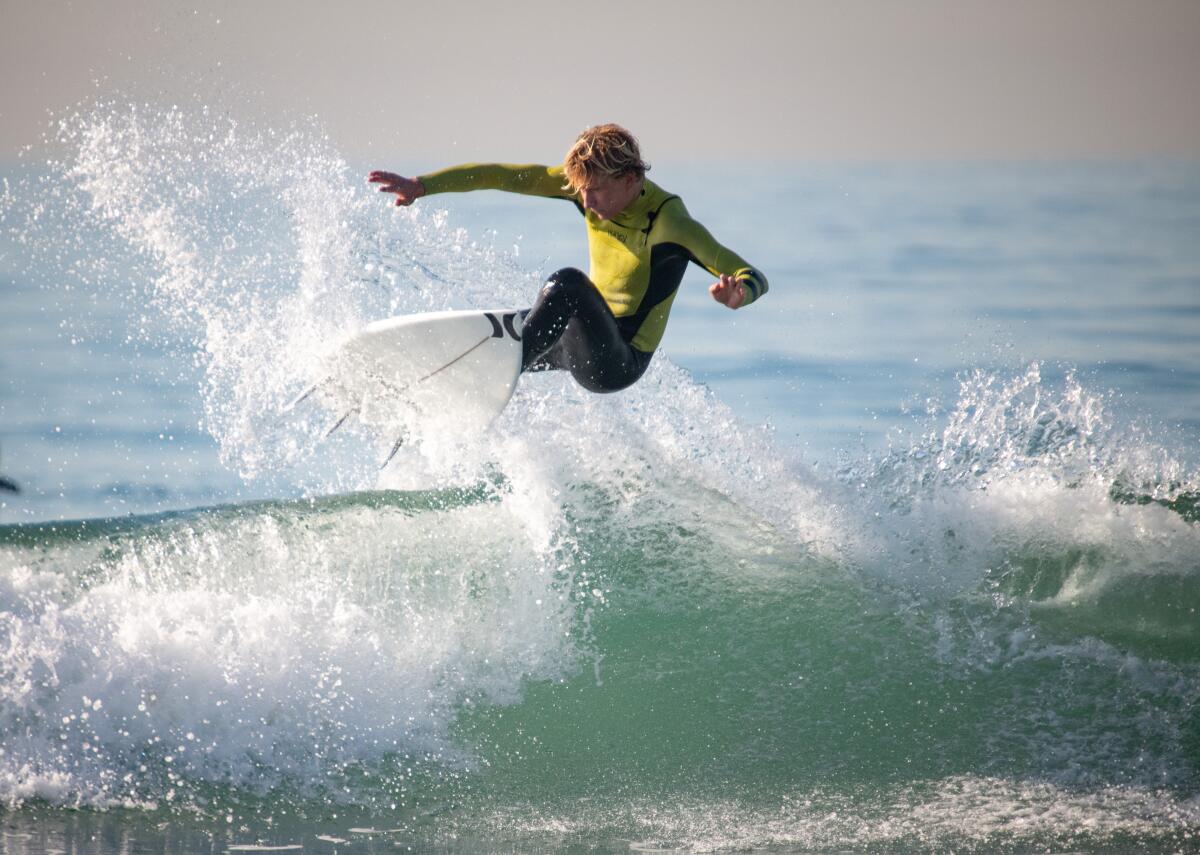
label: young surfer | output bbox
[368,124,768,393]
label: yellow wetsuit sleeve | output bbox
[655,199,769,306]
[417,163,577,201]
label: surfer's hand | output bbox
[368,171,426,206]
[710,274,746,309]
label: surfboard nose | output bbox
[289,308,526,455]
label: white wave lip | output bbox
[0,498,578,808]
[849,363,1200,601]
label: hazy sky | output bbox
[3,0,1199,165]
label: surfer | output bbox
[368,124,768,393]
[0,445,18,494]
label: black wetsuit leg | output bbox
[521,267,653,393]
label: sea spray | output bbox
[843,363,1199,599]
[22,100,550,493]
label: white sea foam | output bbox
[0,497,579,807]
[478,776,1200,851]
[845,363,1199,603]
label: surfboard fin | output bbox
[380,435,404,470]
[323,409,357,438]
[284,378,327,412]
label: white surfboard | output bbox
[291,308,525,461]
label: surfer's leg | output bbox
[522,268,652,393]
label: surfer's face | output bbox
[579,173,640,220]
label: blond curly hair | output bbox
[562,124,650,191]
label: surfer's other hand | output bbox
[368,171,426,206]
[709,274,745,309]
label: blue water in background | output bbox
[3,158,1198,521]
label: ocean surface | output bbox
[1,102,1199,853]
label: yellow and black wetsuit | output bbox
[418,163,769,391]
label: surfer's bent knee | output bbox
[523,265,652,391]
[542,267,592,300]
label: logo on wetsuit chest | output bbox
[606,226,647,248]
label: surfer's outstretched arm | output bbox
[369,164,577,206]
